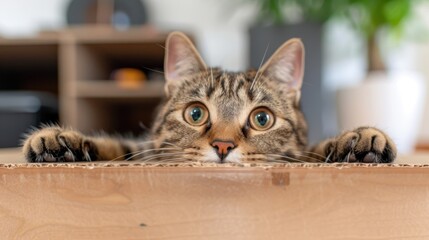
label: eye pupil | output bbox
[190,107,203,122]
[249,108,274,131]
[184,103,209,126]
[255,112,269,126]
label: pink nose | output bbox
[211,140,236,161]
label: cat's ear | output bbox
[260,38,304,92]
[164,32,207,95]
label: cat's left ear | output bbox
[164,32,207,96]
[260,38,305,92]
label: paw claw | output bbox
[347,153,357,163]
[64,151,75,162]
[43,153,56,162]
[362,152,376,163]
[83,151,92,162]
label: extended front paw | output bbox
[22,127,97,162]
[326,127,397,163]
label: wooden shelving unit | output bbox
[0,27,168,135]
[75,80,164,99]
[0,36,59,95]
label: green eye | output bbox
[249,108,274,131]
[190,107,203,122]
[255,112,269,127]
[184,103,209,126]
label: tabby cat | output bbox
[22,32,397,164]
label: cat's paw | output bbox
[22,127,97,162]
[326,127,397,163]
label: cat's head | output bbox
[151,32,308,163]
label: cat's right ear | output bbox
[164,32,207,96]
[259,38,305,93]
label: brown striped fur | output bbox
[22,32,397,163]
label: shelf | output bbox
[63,26,168,44]
[0,44,58,68]
[78,42,165,65]
[0,38,59,95]
[0,34,59,46]
[0,28,169,138]
[75,80,165,99]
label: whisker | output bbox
[265,158,294,164]
[266,153,309,163]
[210,68,214,87]
[108,149,145,162]
[257,156,303,164]
[292,152,325,163]
[243,158,288,164]
[156,43,166,50]
[137,151,183,161]
[133,139,159,146]
[134,140,181,152]
[150,158,180,164]
[300,150,327,159]
[116,139,175,149]
[109,147,180,162]
[138,122,149,131]
[127,147,182,161]
[141,66,164,75]
[136,152,184,162]
[152,157,194,165]
[243,154,285,163]
[325,149,334,163]
[105,140,182,162]
[245,153,303,163]
[250,43,270,90]
[147,157,192,165]
[156,141,181,149]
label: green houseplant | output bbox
[342,0,413,72]
[251,0,413,72]
[253,0,347,24]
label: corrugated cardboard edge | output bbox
[1,162,429,170]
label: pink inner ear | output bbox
[164,33,206,83]
[292,45,304,89]
[166,36,181,80]
[260,39,305,91]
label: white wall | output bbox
[0,0,65,36]
[144,0,255,71]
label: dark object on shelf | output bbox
[0,92,58,148]
[66,0,148,28]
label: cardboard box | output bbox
[1,161,429,239]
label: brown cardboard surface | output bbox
[1,162,429,239]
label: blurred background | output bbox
[0,0,428,155]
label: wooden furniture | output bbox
[1,162,429,239]
[0,35,59,96]
[0,27,167,135]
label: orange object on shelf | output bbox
[111,68,146,89]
